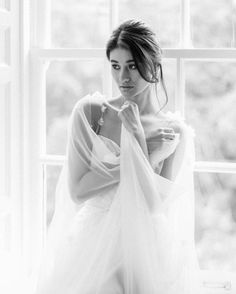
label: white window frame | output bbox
[20,0,236,291]
[0,0,22,260]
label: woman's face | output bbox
[109,47,150,99]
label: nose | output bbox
[120,68,130,84]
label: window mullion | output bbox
[33,48,105,60]
[180,0,192,48]
[109,0,119,31]
[201,269,236,293]
[25,51,45,269]
[103,58,112,98]
[33,48,236,60]
[164,48,236,59]
[40,154,65,166]
[230,0,236,47]
[32,0,51,48]
[195,161,236,174]
[175,57,185,115]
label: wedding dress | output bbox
[34,92,203,294]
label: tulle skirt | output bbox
[34,177,202,294]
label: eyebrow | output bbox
[110,59,135,63]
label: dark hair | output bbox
[106,19,168,109]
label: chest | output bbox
[98,112,122,147]
[96,105,179,148]
[97,111,164,147]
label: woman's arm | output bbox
[134,129,149,160]
[160,123,186,181]
[68,99,120,204]
[69,169,119,203]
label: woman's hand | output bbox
[117,100,144,135]
[147,126,179,159]
[118,100,149,159]
[148,127,177,143]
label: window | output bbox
[3,0,235,292]
[0,0,23,288]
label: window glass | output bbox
[185,61,236,162]
[51,0,109,48]
[119,0,180,48]
[46,59,104,155]
[191,0,235,48]
[45,165,62,227]
[159,59,176,112]
[195,172,236,272]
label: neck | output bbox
[124,84,160,117]
[104,85,162,118]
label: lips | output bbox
[120,85,134,89]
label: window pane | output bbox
[51,0,109,48]
[45,165,62,227]
[185,61,236,162]
[46,60,104,155]
[195,172,236,272]
[160,59,176,112]
[119,0,180,48]
[191,0,235,48]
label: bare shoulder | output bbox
[163,111,192,136]
[73,93,104,122]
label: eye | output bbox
[129,64,137,70]
[111,64,120,70]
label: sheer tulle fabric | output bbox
[34,92,202,294]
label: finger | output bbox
[121,105,136,117]
[163,133,176,140]
[158,127,165,133]
[122,101,138,113]
[123,100,130,106]
[130,102,139,113]
[156,131,175,140]
[164,128,175,133]
[130,101,138,109]
[120,103,129,111]
[158,127,174,133]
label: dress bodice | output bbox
[99,134,120,157]
[92,97,182,171]
[90,135,120,170]
[92,130,179,172]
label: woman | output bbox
[35,20,202,294]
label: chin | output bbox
[120,89,136,99]
[126,88,148,100]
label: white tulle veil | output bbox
[34,92,202,294]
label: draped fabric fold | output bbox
[34,92,202,294]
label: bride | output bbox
[34,20,203,294]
